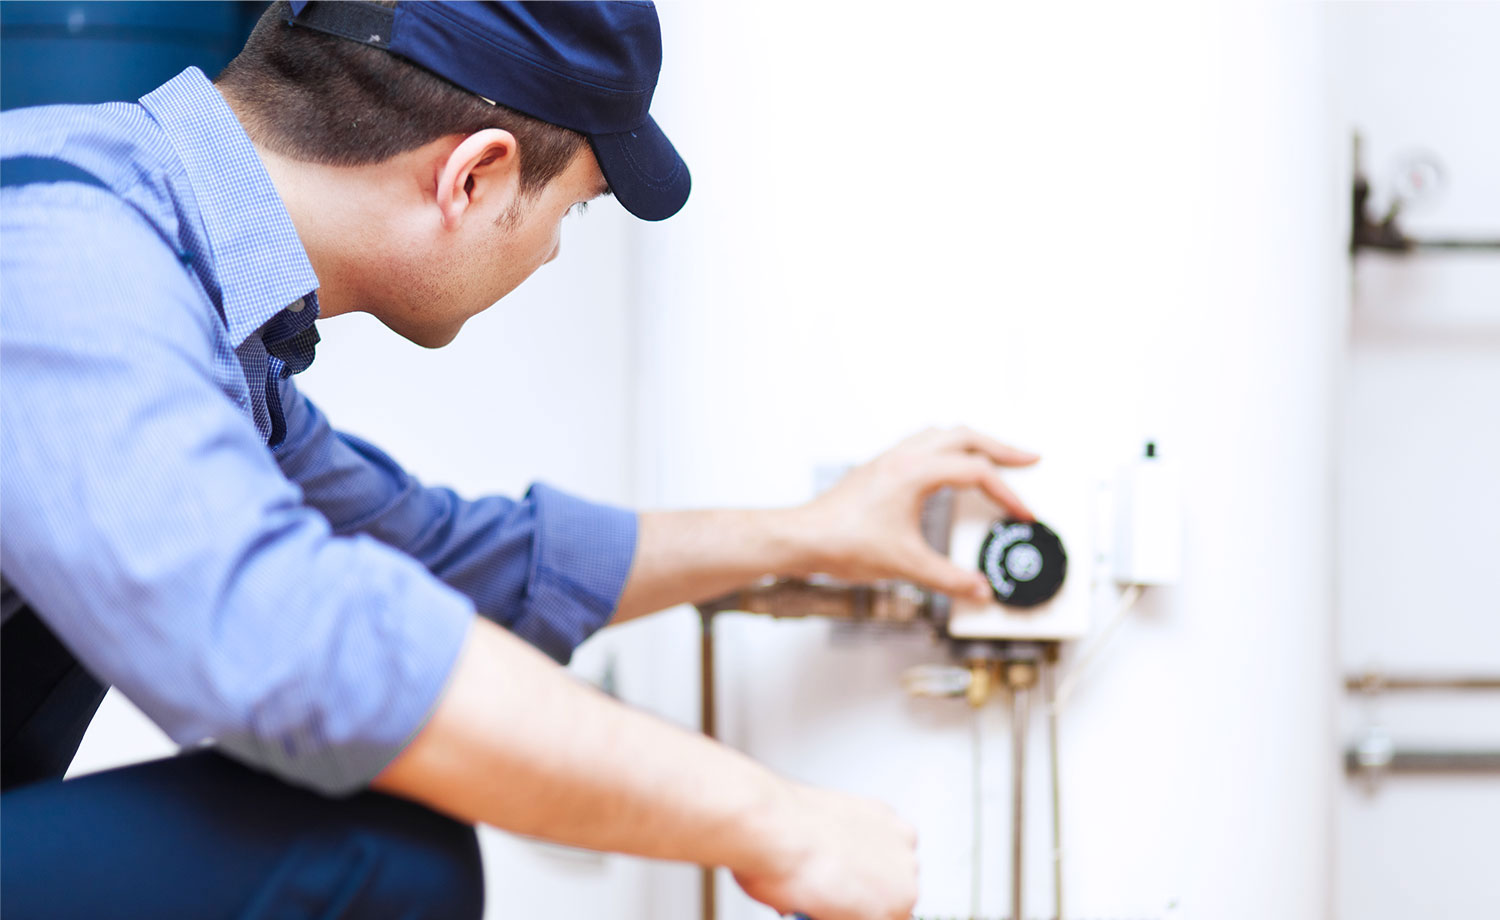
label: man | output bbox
[0,3,1036,918]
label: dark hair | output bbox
[216,1,586,195]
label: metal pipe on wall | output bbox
[699,609,717,920]
[1344,673,1500,694]
[1046,657,1065,920]
[1010,682,1029,920]
[1346,747,1500,776]
[971,705,985,920]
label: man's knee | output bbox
[247,798,484,920]
[359,806,483,919]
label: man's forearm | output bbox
[373,617,800,874]
[612,508,820,623]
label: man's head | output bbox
[216,1,687,346]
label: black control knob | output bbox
[977,520,1068,608]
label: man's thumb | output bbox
[908,547,989,600]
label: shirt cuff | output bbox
[509,483,637,664]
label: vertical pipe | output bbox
[1011,683,1030,920]
[972,704,984,919]
[699,609,717,920]
[1046,660,1063,920]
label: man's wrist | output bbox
[758,505,834,579]
[728,770,813,881]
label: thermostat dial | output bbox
[978,520,1068,608]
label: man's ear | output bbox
[435,128,521,229]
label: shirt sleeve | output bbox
[0,184,474,796]
[273,378,638,665]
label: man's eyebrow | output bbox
[593,178,613,199]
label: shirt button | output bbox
[287,298,306,313]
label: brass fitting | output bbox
[966,660,994,708]
[1002,659,1039,691]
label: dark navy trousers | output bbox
[1,609,485,920]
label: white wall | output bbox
[1327,4,1500,917]
[628,3,1339,919]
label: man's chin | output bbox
[379,316,463,349]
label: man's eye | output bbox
[568,201,589,217]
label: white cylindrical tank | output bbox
[627,3,1339,919]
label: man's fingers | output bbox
[924,455,1035,521]
[939,425,1040,468]
[975,467,1033,521]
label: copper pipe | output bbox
[1345,672,1500,694]
[699,608,717,920]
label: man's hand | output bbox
[613,426,1038,621]
[736,783,919,920]
[795,426,1039,601]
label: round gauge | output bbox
[977,519,1068,608]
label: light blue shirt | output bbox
[0,68,637,795]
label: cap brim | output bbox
[589,116,690,222]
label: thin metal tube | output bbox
[1011,684,1029,920]
[699,609,717,920]
[1344,673,1500,694]
[972,705,984,919]
[1410,239,1500,251]
[1046,661,1063,920]
[1345,748,1500,774]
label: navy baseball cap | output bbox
[285,0,689,221]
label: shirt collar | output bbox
[139,68,319,346]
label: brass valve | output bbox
[966,660,994,708]
[1001,659,1038,691]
